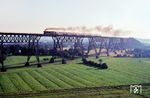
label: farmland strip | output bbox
[18,71,47,91]
[69,65,136,85]
[8,73,32,92]
[52,67,96,87]
[0,74,17,93]
[36,70,72,88]
[27,70,60,89]
[64,66,118,85]
[45,69,85,87]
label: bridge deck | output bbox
[0,31,130,39]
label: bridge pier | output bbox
[51,36,65,64]
[51,35,85,64]
[85,37,107,59]
[25,35,41,67]
[0,35,6,72]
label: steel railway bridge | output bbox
[0,31,128,72]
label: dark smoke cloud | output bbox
[45,25,130,37]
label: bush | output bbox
[62,59,67,64]
[82,59,108,69]
[82,58,87,63]
[99,59,103,64]
[25,62,30,66]
[100,63,108,69]
[43,58,49,61]
[49,57,55,63]
[1,66,7,72]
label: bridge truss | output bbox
[0,31,128,72]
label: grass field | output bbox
[0,56,150,98]
[3,56,50,68]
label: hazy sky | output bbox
[0,0,150,39]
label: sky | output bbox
[0,0,150,39]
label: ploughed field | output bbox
[0,56,150,98]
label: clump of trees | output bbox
[43,58,49,61]
[82,58,108,69]
[49,57,56,63]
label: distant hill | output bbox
[136,38,150,45]
[136,38,150,49]
[124,38,145,49]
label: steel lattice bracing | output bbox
[0,33,42,72]
[51,35,84,64]
[0,31,129,72]
[48,33,129,62]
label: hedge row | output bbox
[82,58,108,69]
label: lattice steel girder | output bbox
[85,37,123,57]
[85,37,113,58]
[52,35,83,43]
[0,33,41,43]
[52,35,84,52]
[51,35,84,59]
[0,33,42,70]
[25,40,41,66]
[84,37,97,57]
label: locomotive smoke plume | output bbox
[95,25,130,37]
[45,25,130,37]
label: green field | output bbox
[0,56,150,98]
